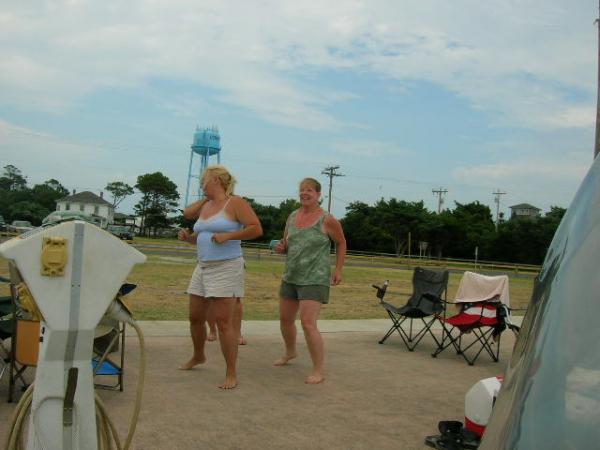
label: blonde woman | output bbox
[178,165,262,389]
[274,177,346,384]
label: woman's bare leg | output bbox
[299,300,324,384]
[234,298,246,345]
[207,306,217,341]
[274,298,299,365]
[212,297,238,389]
[179,295,209,370]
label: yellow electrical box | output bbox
[41,236,68,276]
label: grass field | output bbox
[1,253,534,321]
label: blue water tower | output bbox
[184,126,222,206]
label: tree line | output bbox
[0,165,565,265]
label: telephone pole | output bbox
[432,187,447,213]
[493,189,507,231]
[322,165,344,213]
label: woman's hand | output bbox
[178,228,196,244]
[331,270,343,286]
[274,238,287,254]
[178,228,190,242]
[211,233,230,244]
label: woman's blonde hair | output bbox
[203,165,237,196]
[299,177,321,193]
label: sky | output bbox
[0,0,598,220]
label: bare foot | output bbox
[273,354,297,366]
[238,336,247,345]
[207,331,217,342]
[219,375,237,389]
[305,374,325,384]
[178,356,206,370]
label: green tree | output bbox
[274,198,300,236]
[243,197,281,242]
[0,165,27,191]
[8,201,49,224]
[105,181,135,208]
[0,165,33,222]
[341,201,389,253]
[134,172,180,236]
[444,201,495,259]
[375,198,432,255]
[489,205,566,264]
[31,179,69,212]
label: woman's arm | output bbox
[212,197,263,243]
[324,215,347,286]
[274,214,292,254]
[182,199,208,220]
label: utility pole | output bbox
[493,189,507,231]
[432,187,448,214]
[322,165,344,212]
[595,2,600,159]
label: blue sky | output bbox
[0,0,597,220]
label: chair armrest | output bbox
[372,280,389,300]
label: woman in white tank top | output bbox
[177,165,262,389]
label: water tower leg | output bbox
[184,149,194,207]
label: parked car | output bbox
[106,225,134,240]
[8,220,34,234]
[42,211,102,227]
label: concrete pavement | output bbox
[1,320,520,450]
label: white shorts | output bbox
[186,257,245,298]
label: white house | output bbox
[509,203,541,220]
[56,191,114,227]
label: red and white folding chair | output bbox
[432,272,517,365]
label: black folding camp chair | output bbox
[92,283,136,391]
[375,267,449,351]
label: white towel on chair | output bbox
[454,271,510,306]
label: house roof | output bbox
[509,203,541,211]
[114,212,136,219]
[58,191,112,206]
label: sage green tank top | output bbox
[282,210,331,286]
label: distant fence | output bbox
[240,242,541,276]
[0,231,540,276]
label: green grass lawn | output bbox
[0,254,534,321]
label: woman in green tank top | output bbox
[273,177,347,384]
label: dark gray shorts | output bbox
[279,281,330,304]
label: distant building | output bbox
[509,203,541,220]
[56,191,114,227]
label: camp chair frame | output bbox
[432,302,520,366]
[375,267,450,352]
[1,269,37,403]
[0,287,12,383]
[92,320,126,391]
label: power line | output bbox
[322,165,345,213]
[432,187,448,213]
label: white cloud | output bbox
[453,157,589,183]
[0,120,136,190]
[331,140,409,157]
[0,0,596,132]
